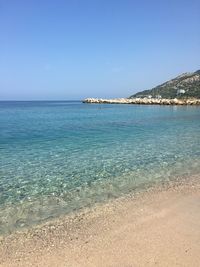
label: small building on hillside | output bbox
[136,94,152,99]
[155,95,162,99]
[177,89,185,95]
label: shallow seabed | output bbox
[0,101,200,234]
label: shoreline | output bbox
[83,97,200,105]
[0,175,200,266]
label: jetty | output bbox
[83,97,200,105]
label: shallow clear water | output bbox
[0,101,200,234]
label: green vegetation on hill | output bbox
[130,70,200,99]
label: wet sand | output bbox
[0,177,200,267]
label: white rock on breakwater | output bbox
[83,98,200,105]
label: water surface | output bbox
[0,101,200,234]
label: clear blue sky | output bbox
[0,0,200,100]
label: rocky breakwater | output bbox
[83,98,200,105]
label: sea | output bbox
[0,101,200,235]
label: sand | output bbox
[0,177,200,267]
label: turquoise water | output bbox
[0,101,200,234]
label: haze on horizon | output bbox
[0,0,200,100]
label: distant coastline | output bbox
[83,97,200,105]
[83,70,200,105]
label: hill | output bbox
[130,70,200,99]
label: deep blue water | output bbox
[0,101,200,234]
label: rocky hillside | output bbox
[130,70,200,99]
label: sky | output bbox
[0,0,200,100]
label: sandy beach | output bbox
[0,176,200,267]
